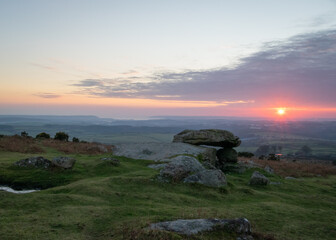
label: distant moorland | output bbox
[1,115,336,161]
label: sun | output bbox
[277,108,286,115]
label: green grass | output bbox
[0,149,336,240]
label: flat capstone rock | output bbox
[173,129,241,148]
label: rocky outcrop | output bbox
[113,142,217,164]
[173,129,241,148]
[183,169,227,187]
[249,171,270,185]
[149,218,251,237]
[52,156,76,169]
[14,156,54,169]
[173,129,242,172]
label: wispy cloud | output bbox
[121,70,139,75]
[71,79,105,87]
[71,29,336,107]
[33,93,61,99]
[30,59,104,78]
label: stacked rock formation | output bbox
[173,129,241,172]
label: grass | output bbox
[239,158,336,177]
[0,143,336,239]
[0,135,113,155]
[0,135,45,153]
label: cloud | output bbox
[72,29,336,107]
[71,79,105,87]
[34,93,61,99]
[31,59,103,78]
[121,70,139,75]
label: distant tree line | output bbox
[19,131,82,142]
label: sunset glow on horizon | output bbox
[1,1,336,119]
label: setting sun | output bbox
[277,108,286,115]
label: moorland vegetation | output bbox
[0,134,335,240]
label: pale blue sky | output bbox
[1,0,335,72]
[1,0,336,118]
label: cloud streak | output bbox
[34,93,61,99]
[72,29,336,107]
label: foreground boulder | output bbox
[14,156,53,169]
[150,155,228,188]
[183,169,227,187]
[156,155,205,182]
[52,156,76,169]
[173,129,241,148]
[249,171,270,185]
[149,218,251,236]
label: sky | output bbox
[1,0,336,119]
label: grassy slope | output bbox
[0,148,336,240]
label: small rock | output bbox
[183,169,227,187]
[285,176,297,180]
[101,157,120,166]
[264,165,274,174]
[52,156,76,169]
[14,156,53,169]
[237,236,254,240]
[270,182,281,185]
[149,218,251,236]
[249,171,270,185]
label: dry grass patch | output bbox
[41,139,113,154]
[239,157,336,177]
[0,135,44,153]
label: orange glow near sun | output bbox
[277,108,286,115]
